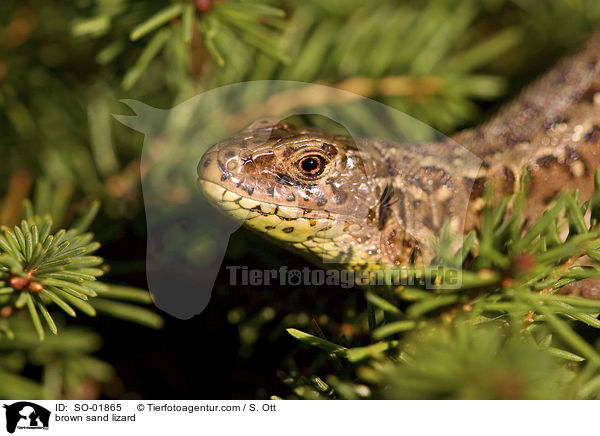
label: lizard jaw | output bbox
[198,179,340,244]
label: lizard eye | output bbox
[297,154,327,178]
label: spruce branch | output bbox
[283,169,600,399]
[74,0,289,89]
[0,200,162,340]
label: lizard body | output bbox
[198,32,600,272]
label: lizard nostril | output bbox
[227,159,238,171]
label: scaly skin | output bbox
[197,32,600,272]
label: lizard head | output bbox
[197,119,397,265]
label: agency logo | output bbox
[2,402,50,434]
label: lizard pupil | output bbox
[300,156,321,174]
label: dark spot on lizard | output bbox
[286,193,295,202]
[584,125,600,144]
[334,192,348,205]
[282,227,294,233]
[266,186,275,196]
[321,143,338,156]
[501,167,515,193]
[410,166,451,193]
[466,176,486,200]
[367,208,376,223]
[564,147,580,161]
[242,185,254,196]
[536,155,558,168]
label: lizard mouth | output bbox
[198,179,336,243]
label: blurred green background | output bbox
[2,0,600,399]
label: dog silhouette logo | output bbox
[3,402,50,433]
